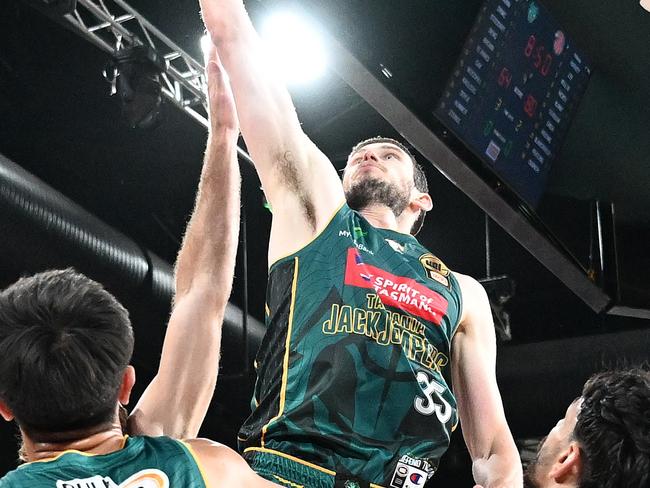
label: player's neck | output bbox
[20,420,126,462]
[360,204,412,234]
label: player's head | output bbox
[0,269,135,441]
[523,368,650,488]
[343,137,432,235]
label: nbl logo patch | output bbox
[419,253,451,288]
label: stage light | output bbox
[641,0,650,12]
[260,12,328,85]
[104,45,165,129]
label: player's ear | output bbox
[549,441,583,483]
[0,400,14,422]
[411,192,433,213]
[118,365,136,406]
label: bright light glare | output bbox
[200,33,212,64]
[260,12,328,85]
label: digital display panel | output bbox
[435,0,591,206]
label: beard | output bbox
[522,436,547,488]
[345,177,411,216]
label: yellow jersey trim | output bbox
[22,435,129,465]
[268,201,346,269]
[180,440,211,488]
[260,257,299,447]
[273,474,305,488]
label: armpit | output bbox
[275,150,317,231]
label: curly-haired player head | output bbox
[523,368,650,488]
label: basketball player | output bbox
[200,1,522,486]
[522,368,650,488]
[0,45,279,487]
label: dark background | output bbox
[0,0,649,484]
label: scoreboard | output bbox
[435,0,591,206]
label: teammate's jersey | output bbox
[0,436,207,488]
[239,204,463,486]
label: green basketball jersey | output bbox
[239,204,463,486]
[0,436,207,488]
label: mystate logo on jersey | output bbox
[344,248,448,326]
[56,469,169,488]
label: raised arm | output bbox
[127,46,240,439]
[199,0,344,263]
[452,274,522,488]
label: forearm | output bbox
[174,129,240,301]
[471,427,522,488]
[200,0,310,178]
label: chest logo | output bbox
[419,254,450,288]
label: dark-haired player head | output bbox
[343,136,431,236]
[523,368,650,488]
[0,269,135,444]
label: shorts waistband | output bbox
[243,447,385,488]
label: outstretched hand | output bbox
[205,40,238,133]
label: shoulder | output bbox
[182,438,259,484]
[452,272,491,330]
[0,469,20,487]
[454,273,489,306]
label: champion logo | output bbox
[409,473,424,485]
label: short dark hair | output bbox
[574,368,650,488]
[0,269,134,438]
[350,137,429,235]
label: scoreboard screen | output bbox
[435,0,591,206]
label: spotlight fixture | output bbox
[104,45,165,129]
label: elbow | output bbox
[203,7,252,50]
[470,423,520,464]
[207,25,240,49]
